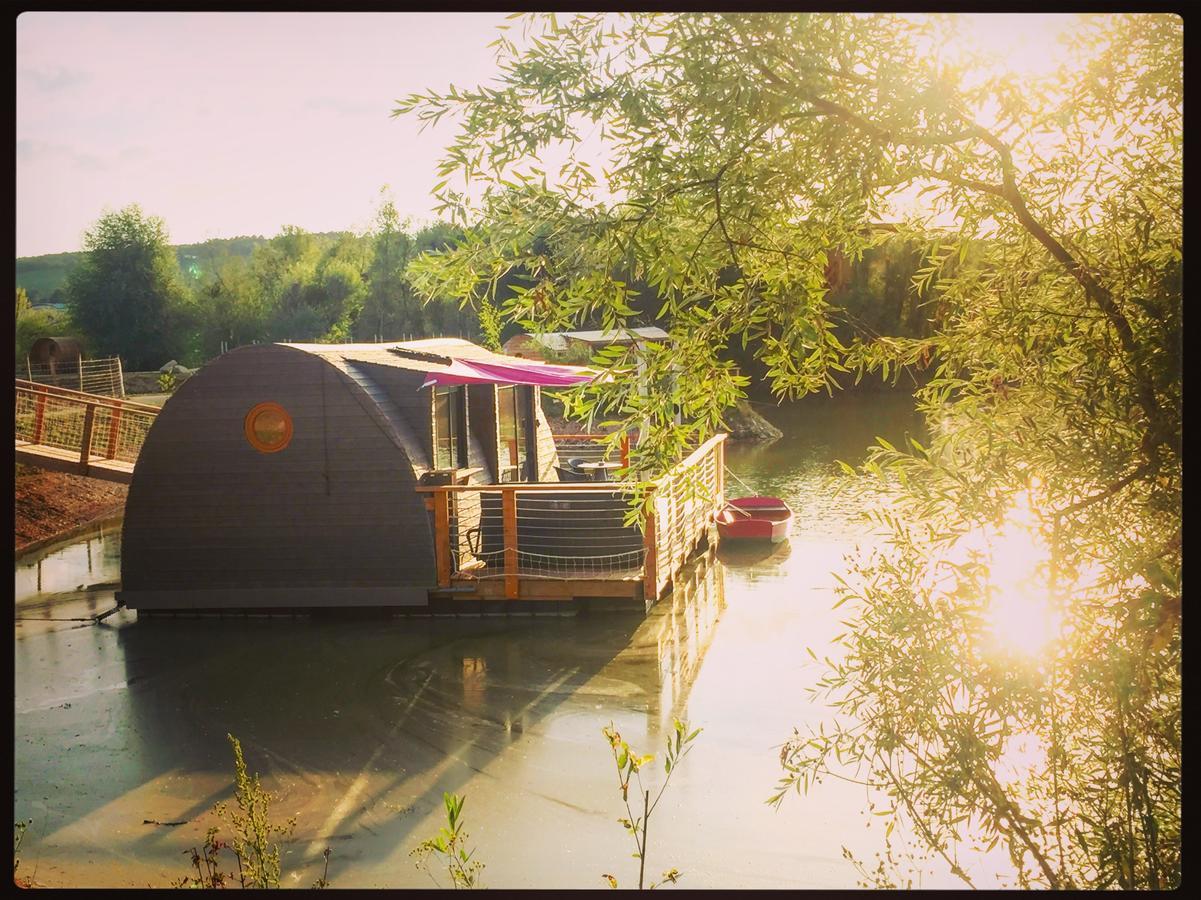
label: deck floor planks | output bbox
[16,441,137,484]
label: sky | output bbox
[16,12,1083,260]
[16,12,512,258]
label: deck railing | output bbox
[419,433,725,602]
[644,434,725,600]
[15,379,159,467]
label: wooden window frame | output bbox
[497,384,537,483]
[432,385,468,470]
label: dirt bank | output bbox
[14,464,127,553]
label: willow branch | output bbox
[1054,462,1151,520]
[746,52,1169,450]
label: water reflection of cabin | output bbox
[117,339,725,615]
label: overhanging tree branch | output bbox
[736,45,1170,453]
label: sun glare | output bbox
[943,13,1080,81]
[961,487,1063,657]
[995,728,1048,790]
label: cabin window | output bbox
[244,402,293,453]
[497,385,534,482]
[434,386,467,469]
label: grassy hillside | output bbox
[16,252,82,303]
[16,232,350,303]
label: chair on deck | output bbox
[555,464,590,483]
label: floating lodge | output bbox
[116,339,725,615]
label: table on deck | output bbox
[576,460,622,482]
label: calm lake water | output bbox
[15,392,951,889]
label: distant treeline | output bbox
[17,235,289,305]
[15,199,491,370]
[16,199,933,375]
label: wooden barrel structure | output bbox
[28,336,84,372]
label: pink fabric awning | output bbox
[420,358,597,389]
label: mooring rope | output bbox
[722,466,761,517]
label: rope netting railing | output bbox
[422,433,725,601]
[430,484,647,590]
[84,403,157,464]
[15,380,158,465]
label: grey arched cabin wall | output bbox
[346,361,495,482]
[119,344,435,610]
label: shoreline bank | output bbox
[15,465,127,557]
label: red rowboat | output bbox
[716,496,793,543]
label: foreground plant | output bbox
[173,734,316,889]
[602,718,700,889]
[173,827,230,889]
[312,847,332,889]
[217,733,297,888]
[14,818,32,881]
[411,792,485,889]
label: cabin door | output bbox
[498,385,537,482]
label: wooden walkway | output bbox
[14,380,159,485]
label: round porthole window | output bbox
[244,402,293,453]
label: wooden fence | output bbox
[19,357,125,398]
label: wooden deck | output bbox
[421,434,726,611]
[15,441,137,484]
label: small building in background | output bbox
[503,326,671,361]
[27,336,84,374]
[22,336,126,397]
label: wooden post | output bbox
[642,486,659,603]
[105,407,123,459]
[116,357,126,398]
[32,389,47,444]
[79,356,84,391]
[715,436,725,508]
[433,489,452,588]
[80,402,97,467]
[503,488,519,600]
[25,357,32,381]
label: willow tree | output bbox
[396,13,1181,888]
